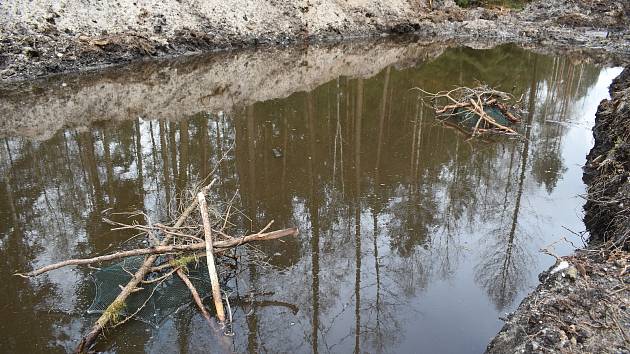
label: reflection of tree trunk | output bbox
[354,78,363,354]
[310,199,320,354]
[159,121,172,209]
[149,121,158,168]
[282,114,289,198]
[178,120,189,200]
[61,133,81,204]
[73,131,93,202]
[500,144,517,220]
[3,176,18,226]
[263,121,271,201]
[102,129,115,203]
[216,118,222,158]
[78,131,103,211]
[135,120,144,201]
[244,105,260,353]
[373,212,382,345]
[500,57,538,302]
[246,106,256,219]
[169,122,178,183]
[200,117,209,180]
[243,105,259,353]
[354,204,362,354]
[411,102,424,186]
[306,91,320,354]
[333,78,345,195]
[375,67,390,172]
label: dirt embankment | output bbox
[1,0,629,82]
[486,68,630,353]
[584,68,630,250]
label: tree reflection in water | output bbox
[0,45,613,353]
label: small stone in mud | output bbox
[566,267,578,280]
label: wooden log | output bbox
[197,191,226,323]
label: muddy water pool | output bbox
[0,42,622,353]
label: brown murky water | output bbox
[0,43,621,353]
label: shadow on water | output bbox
[0,43,621,353]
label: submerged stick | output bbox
[175,268,234,352]
[19,228,298,278]
[197,190,226,323]
[177,268,212,322]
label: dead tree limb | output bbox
[197,190,226,323]
[18,228,299,278]
[177,268,212,322]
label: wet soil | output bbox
[1,0,629,82]
[486,249,630,353]
[585,67,630,250]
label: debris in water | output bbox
[413,84,523,138]
[272,147,283,158]
[551,260,570,274]
[15,180,299,353]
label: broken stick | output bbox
[197,190,226,323]
[18,228,298,278]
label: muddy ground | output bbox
[1,0,629,82]
[486,68,630,353]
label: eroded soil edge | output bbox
[1,0,629,82]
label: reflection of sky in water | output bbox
[0,45,622,353]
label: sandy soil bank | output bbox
[1,0,629,82]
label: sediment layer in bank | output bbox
[1,0,629,82]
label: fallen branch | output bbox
[197,190,226,323]
[18,228,299,278]
[177,268,212,322]
[414,84,523,138]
